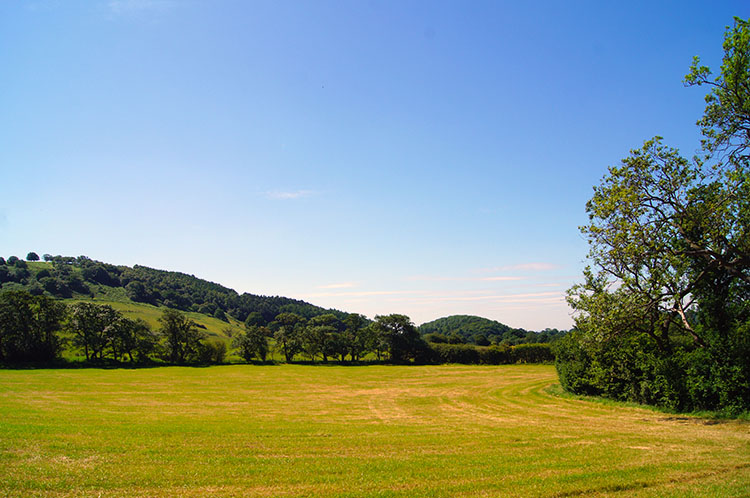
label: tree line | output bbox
[557,18,750,415]
[0,288,553,366]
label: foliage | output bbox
[0,290,66,362]
[197,338,227,364]
[561,18,750,415]
[510,343,554,363]
[341,313,373,361]
[272,312,305,362]
[373,314,430,363]
[419,315,566,345]
[477,344,512,365]
[301,313,346,362]
[67,302,121,361]
[108,317,160,363]
[26,252,39,262]
[427,342,552,365]
[159,308,205,364]
[233,324,270,362]
[685,17,750,166]
[428,343,480,364]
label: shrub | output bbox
[197,339,227,364]
[511,343,554,364]
[429,343,480,364]
[478,344,511,365]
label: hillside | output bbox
[419,315,565,345]
[0,254,346,330]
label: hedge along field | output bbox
[0,365,748,497]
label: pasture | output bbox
[0,365,747,497]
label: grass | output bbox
[0,365,747,497]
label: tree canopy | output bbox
[0,290,65,362]
[559,17,750,415]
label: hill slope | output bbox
[419,315,565,345]
[0,254,345,329]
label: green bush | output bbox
[197,339,227,364]
[429,343,480,364]
[554,326,750,415]
[478,344,511,365]
[553,332,600,396]
[510,343,554,364]
[428,342,556,365]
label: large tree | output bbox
[233,323,270,362]
[159,308,204,364]
[342,313,373,362]
[303,313,343,362]
[272,312,304,362]
[0,290,65,362]
[107,317,159,363]
[373,314,427,364]
[562,17,750,413]
[68,302,121,361]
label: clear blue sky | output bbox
[2,1,747,329]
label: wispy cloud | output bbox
[448,291,564,303]
[304,288,564,304]
[317,282,357,290]
[305,290,416,298]
[265,189,317,200]
[485,262,562,273]
[107,0,175,15]
[298,286,571,328]
[407,275,523,283]
[396,291,564,304]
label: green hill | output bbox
[0,254,346,337]
[419,315,565,345]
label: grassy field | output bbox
[0,365,747,497]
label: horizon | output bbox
[2,1,748,330]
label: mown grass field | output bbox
[0,365,747,497]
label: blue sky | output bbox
[1,1,748,329]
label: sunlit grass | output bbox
[0,365,747,497]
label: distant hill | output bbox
[0,254,346,327]
[419,315,565,345]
